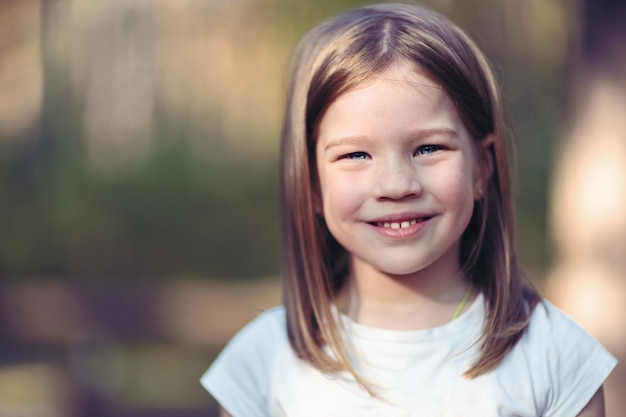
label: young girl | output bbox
[201,3,617,416]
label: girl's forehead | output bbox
[332,63,447,108]
[338,62,445,101]
[317,65,470,145]
[380,64,443,94]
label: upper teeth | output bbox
[382,220,417,229]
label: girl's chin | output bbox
[357,263,435,278]
[351,254,461,280]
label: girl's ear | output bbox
[474,134,495,200]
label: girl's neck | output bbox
[338,259,474,330]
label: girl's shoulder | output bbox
[519,299,615,366]
[200,306,289,417]
[525,299,602,346]
[217,305,288,358]
[232,306,286,340]
[506,299,617,416]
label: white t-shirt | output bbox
[201,294,617,417]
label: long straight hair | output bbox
[279,3,540,390]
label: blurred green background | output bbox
[1,0,565,282]
[1,0,624,416]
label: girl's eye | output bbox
[416,144,441,155]
[344,151,369,161]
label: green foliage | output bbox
[0,0,568,282]
[0,122,280,281]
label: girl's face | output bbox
[315,63,482,281]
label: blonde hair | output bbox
[279,3,540,390]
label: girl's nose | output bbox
[373,157,422,201]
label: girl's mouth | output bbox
[370,216,433,229]
[377,220,417,229]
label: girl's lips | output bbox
[376,219,419,229]
[367,214,435,237]
[368,213,434,225]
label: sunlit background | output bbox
[0,0,624,416]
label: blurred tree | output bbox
[0,0,43,139]
[547,0,626,415]
[0,0,567,283]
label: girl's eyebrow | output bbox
[323,135,376,152]
[323,127,459,152]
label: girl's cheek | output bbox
[425,167,475,204]
[323,174,369,209]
